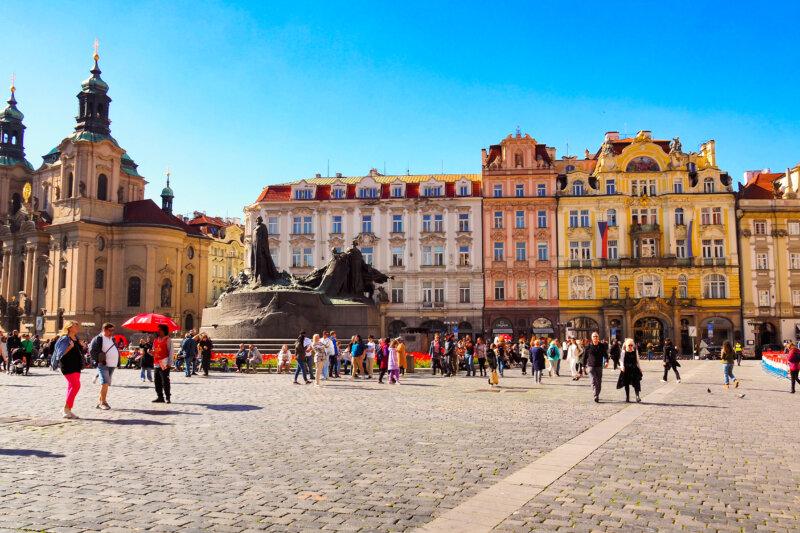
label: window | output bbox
[392,214,403,233]
[636,274,662,297]
[607,240,618,259]
[433,246,444,266]
[514,153,523,168]
[537,243,548,261]
[361,247,373,265]
[458,213,470,232]
[703,177,715,193]
[580,241,591,260]
[422,246,444,266]
[422,281,433,305]
[458,183,470,196]
[789,221,800,235]
[756,252,768,270]
[572,180,585,196]
[632,208,658,225]
[579,210,590,227]
[331,215,343,234]
[676,240,687,258]
[292,216,313,234]
[127,277,141,307]
[493,242,504,261]
[361,215,372,234]
[493,211,504,229]
[433,214,444,232]
[267,216,279,235]
[94,268,105,289]
[793,289,800,307]
[607,209,617,227]
[568,210,579,228]
[459,281,471,303]
[423,185,443,197]
[291,248,301,267]
[673,179,683,194]
[434,282,445,305]
[537,210,547,228]
[606,178,616,195]
[97,174,108,201]
[493,184,503,198]
[332,187,346,199]
[790,253,800,270]
[391,283,404,303]
[674,208,684,226]
[494,280,505,301]
[703,274,727,299]
[186,273,194,293]
[295,188,313,200]
[515,210,525,229]
[641,238,657,258]
[422,246,433,266]
[678,274,688,298]
[515,242,527,261]
[753,220,767,235]
[391,247,404,267]
[608,275,619,299]
[758,289,770,307]
[515,184,525,197]
[391,185,403,198]
[422,214,433,232]
[458,245,470,266]
[569,241,580,260]
[358,187,379,199]
[537,183,546,197]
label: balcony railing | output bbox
[629,223,660,234]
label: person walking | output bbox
[444,334,458,377]
[475,336,487,377]
[151,324,173,403]
[20,333,34,375]
[487,343,500,387]
[179,332,198,377]
[321,331,332,380]
[140,335,154,382]
[293,331,311,384]
[616,338,643,402]
[584,332,608,403]
[496,337,507,377]
[734,341,743,366]
[463,335,475,377]
[350,334,365,380]
[311,334,327,386]
[55,321,83,419]
[377,337,389,383]
[567,338,581,380]
[397,336,407,375]
[609,339,621,370]
[530,340,546,383]
[197,333,214,377]
[787,341,800,393]
[518,337,530,375]
[661,339,681,383]
[429,333,445,376]
[364,335,377,379]
[388,338,401,384]
[328,331,340,378]
[89,323,120,410]
[546,340,561,378]
[721,340,739,389]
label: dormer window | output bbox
[514,153,523,168]
[331,187,346,200]
[572,181,585,196]
[358,187,379,199]
[295,188,314,200]
[565,165,576,173]
[457,181,470,196]
[391,185,404,198]
[422,185,443,197]
[703,177,715,193]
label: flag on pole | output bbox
[597,220,609,259]
[687,218,694,258]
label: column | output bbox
[0,249,11,298]
[23,243,36,299]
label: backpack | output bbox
[51,335,71,370]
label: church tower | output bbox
[75,40,112,136]
[161,173,174,214]
[0,77,33,219]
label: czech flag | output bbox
[597,220,608,259]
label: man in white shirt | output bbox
[364,335,376,379]
[90,323,121,410]
[322,331,334,380]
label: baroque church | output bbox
[0,48,210,336]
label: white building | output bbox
[245,169,484,338]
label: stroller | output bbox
[8,348,26,375]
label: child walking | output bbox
[388,339,401,384]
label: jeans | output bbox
[477,357,486,376]
[140,367,153,381]
[533,369,542,383]
[464,354,475,376]
[154,367,171,401]
[736,351,742,366]
[322,357,329,379]
[556,359,561,375]
[184,357,195,377]
[329,355,339,377]
[294,357,309,382]
[498,358,505,376]
[723,363,736,385]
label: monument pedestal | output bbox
[200,288,380,339]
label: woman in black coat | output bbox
[616,338,643,402]
[662,339,681,382]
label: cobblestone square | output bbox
[0,360,797,532]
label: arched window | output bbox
[572,180,585,196]
[94,268,105,289]
[161,279,173,308]
[566,316,599,340]
[626,156,660,172]
[674,208,684,226]
[636,274,662,297]
[184,314,194,332]
[606,209,617,227]
[514,152,523,168]
[97,174,108,201]
[67,173,74,198]
[703,274,726,299]
[127,276,141,307]
[678,274,688,298]
[570,275,593,299]
[388,320,407,338]
[608,275,619,299]
[186,273,194,293]
[59,263,68,290]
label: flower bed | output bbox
[762,350,788,379]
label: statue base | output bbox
[199,288,381,339]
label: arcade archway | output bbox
[634,317,664,350]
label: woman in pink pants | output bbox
[56,321,83,419]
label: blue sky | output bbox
[2,1,799,217]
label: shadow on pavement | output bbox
[82,418,173,426]
[116,409,200,416]
[0,448,65,458]
[181,403,263,411]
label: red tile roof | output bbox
[122,200,205,236]
[188,214,225,227]
[740,171,783,200]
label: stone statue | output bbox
[376,286,389,303]
[669,137,683,154]
[296,239,389,299]
[251,216,281,286]
[161,280,172,308]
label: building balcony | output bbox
[701,257,727,267]
[629,223,660,235]
[420,301,446,310]
[619,257,676,268]
[569,259,591,268]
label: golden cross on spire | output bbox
[165,166,172,185]
[10,72,15,94]
[93,38,100,62]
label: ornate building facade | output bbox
[186,213,245,305]
[246,169,484,339]
[0,49,210,336]
[555,130,741,352]
[738,165,800,353]
[481,132,559,338]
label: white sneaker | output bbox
[660,379,667,383]
[677,379,681,383]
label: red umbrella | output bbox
[113,334,128,347]
[122,313,180,333]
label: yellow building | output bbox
[556,130,741,353]
[186,213,245,305]
[737,165,800,354]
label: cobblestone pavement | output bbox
[0,360,795,532]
